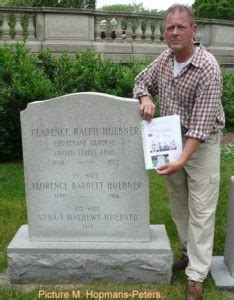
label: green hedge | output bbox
[0,44,53,162]
[0,44,233,162]
[0,44,146,162]
[222,71,234,130]
[4,0,96,9]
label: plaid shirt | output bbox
[133,44,225,141]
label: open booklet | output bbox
[141,115,183,170]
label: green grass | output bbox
[0,145,233,299]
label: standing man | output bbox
[133,4,225,300]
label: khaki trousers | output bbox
[167,133,220,282]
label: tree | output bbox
[193,0,234,20]
[0,0,9,5]
[2,0,96,9]
[98,3,163,14]
[99,3,147,13]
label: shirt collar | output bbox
[167,42,204,69]
[190,43,204,68]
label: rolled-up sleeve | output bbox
[133,61,159,99]
[185,75,223,141]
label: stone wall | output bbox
[0,6,234,68]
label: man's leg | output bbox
[167,168,189,255]
[185,133,220,282]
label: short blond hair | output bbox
[164,4,195,25]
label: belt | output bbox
[181,126,188,135]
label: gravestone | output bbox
[7,92,172,283]
[211,177,234,288]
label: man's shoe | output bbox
[185,280,203,300]
[172,254,189,271]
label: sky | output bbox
[96,0,195,11]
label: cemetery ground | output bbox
[0,142,233,299]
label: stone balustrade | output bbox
[0,6,234,68]
[0,7,37,41]
[95,15,163,43]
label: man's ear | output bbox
[192,24,198,40]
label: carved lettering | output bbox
[39,214,58,222]
[77,149,97,156]
[107,181,143,190]
[32,128,70,137]
[102,127,138,136]
[54,140,86,147]
[66,214,101,222]
[72,182,104,190]
[90,139,115,146]
[104,214,138,222]
[54,150,74,156]
[73,127,99,136]
[32,182,68,190]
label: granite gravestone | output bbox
[7,92,172,283]
[19,92,149,242]
[211,177,234,288]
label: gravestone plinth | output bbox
[7,92,172,283]
[210,177,234,288]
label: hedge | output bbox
[0,44,233,162]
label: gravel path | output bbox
[221,132,234,145]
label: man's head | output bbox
[164,4,197,58]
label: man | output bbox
[133,4,225,300]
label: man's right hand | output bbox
[139,96,156,122]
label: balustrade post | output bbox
[135,19,143,43]
[35,13,45,42]
[154,23,161,42]
[144,20,152,43]
[114,18,123,42]
[95,17,102,42]
[195,28,202,42]
[14,14,23,41]
[105,17,112,41]
[125,18,133,42]
[2,13,11,41]
[27,14,36,40]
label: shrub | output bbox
[0,44,146,162]
[222,71,234,130]
[0,43,233,162]
[0,44,53,162]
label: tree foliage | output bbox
[2,0,96,9]
[99,3,146,13]
[193,0,234,20]
[98,3,163,15]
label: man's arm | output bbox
[133,57,161,121]
[156,138,201,176]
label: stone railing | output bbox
[94,12,163,43]
[0,7,37,41]
[0,6,234,68]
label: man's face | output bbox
[164,11,197,53]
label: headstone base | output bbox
[8,224,172,284]
[210,256,234,289]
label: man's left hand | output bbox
[156,161,184,176]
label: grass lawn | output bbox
[0,144,233,299]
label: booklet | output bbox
[141,115,183,170]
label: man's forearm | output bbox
[179,138,201,167]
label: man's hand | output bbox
[156,138,201,176]
[156,160,184,176]
[139,96,156,121]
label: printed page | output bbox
[141,115,182,170]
